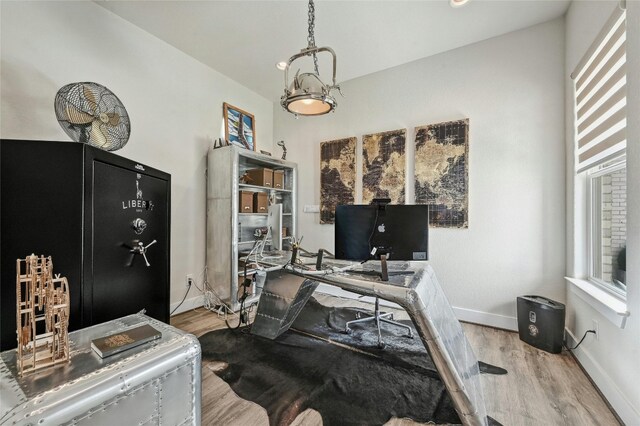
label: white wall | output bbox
[0,1,274,312]
[274,19,566,330]
[565,1,640,423]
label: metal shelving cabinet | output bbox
[206,145,297,311]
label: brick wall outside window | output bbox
[601,169,626,283]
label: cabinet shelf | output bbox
[239,183,291,193]
[239,212,292,217]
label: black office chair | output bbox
[345,296,413,348]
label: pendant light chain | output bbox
[280,0,340,116]
[307,0,320,74]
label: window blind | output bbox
[572,5,626,173]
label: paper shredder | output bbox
[517,295,565,354]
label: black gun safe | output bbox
[1,140,170,350]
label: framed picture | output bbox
[223,102,255,151]
[362,129,406,204]
[320,137,356,224]
[414,118,469,228]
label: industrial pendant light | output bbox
[280,0,341,117]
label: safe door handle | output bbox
[130,240,157,267]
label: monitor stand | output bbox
[345,255,415,281]
[380,254,389,282]
[316,248,324,270]
[375,255,416,280]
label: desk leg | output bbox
[251,271,317,339]
[406,311,486,426]
[401,273,487,426]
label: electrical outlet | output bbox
[186,273,194,287]
[592,320,599,341]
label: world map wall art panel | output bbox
[414,118,469,228]
[362,129,406,204]
[320,137,357,224]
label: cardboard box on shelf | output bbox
[239,191,254,213]
[273,170,285,189]
[245,168,273,187]
[253,192,268,213]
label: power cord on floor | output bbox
[564,329,596,351]
[170,278,193,315]
[225,265,255,330]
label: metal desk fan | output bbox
[54,82,131,151]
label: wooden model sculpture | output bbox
[16,254,70,375]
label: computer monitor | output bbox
[335,204,429,261]
[267,203,283,251]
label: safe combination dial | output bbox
[132,218,147,235]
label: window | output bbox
[587,158,626,295]
[572,5,627,297]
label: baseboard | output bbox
[170,295,204,316]
[452,306,518,331]
[565,328,640,425]
[316,284,518,330]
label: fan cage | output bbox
[54,82,131,151]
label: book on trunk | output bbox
[91,324,161,358]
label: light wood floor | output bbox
[171,293,620,426]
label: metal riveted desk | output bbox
[0,314,201,426]
[250,259,489,426]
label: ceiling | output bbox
[96,0,571,102]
